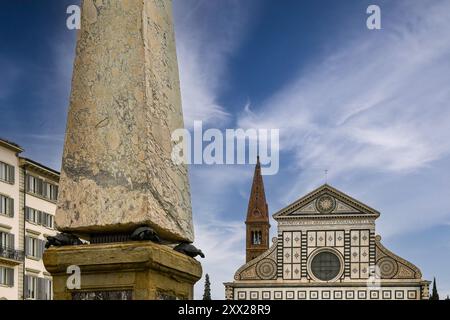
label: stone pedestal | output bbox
[43,242,202,300]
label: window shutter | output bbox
[25,237,29,256]
[37,278,43,300]
[39,239,45,258]
[7,268,14,287]
[39,240,43,258]
[8,198,14,217]
[48,280,53,300]
[36,240,41,258]
[9,234,14,250]
[24,275,29,299]
[42,182,47,198]
[8,165,14,184]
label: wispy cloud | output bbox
[173,0,263,298]
[193,219,245,300]
[174,0,258,128]
[239,0,450,214]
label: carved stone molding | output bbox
[375,236,422,280]
[234,238,278,281]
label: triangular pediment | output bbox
[273,184,380,219]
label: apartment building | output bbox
[0,138,59,300]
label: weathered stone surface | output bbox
[56,0,194,242]
[44,242,202,300]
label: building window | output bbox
[37,278,52,300]
[0,162,14,184]
[0,267,14,287]
[24,275,52,300]
[25,207,54,229]
[25,207,39,224]
[310,250,342,281]
[0,232,15,250]
[44,214,54,229]
[46,183,58,201]
[25,236,46,259]
[26,174,41,194]
[0,194,14,217]
[26,174,58,202]
[24,275,37,299]
[251,231,262,245]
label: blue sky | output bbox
[1,0,450,300]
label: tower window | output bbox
[251,231,262,245]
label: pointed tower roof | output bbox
[246,156,269,221]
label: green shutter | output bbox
[37,278,44,300]
[38,239,45,259]
[8,165,14,184]
[25,175,29,192]
[8,234,14,250]
[8,198,14,217]
[37,178,42,195]
[42,182,47,198]
[24,275,29,299]
[25,237,29,256]
[7,268,14,287]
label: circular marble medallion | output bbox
[315,195,336,213]
[256,259,277,280]
[377,257,398,279]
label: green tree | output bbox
[202,274,211,300]
[430,277,439,300]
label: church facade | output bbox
[224,159,430,300]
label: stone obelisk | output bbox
[44,0,202,300]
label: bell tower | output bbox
[246,156,270,262]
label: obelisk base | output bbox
[43,242,202,300]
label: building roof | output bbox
[0,137,24,153]
[246,156,269,222]
[0,137,60,179]
[19,157,60,181]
